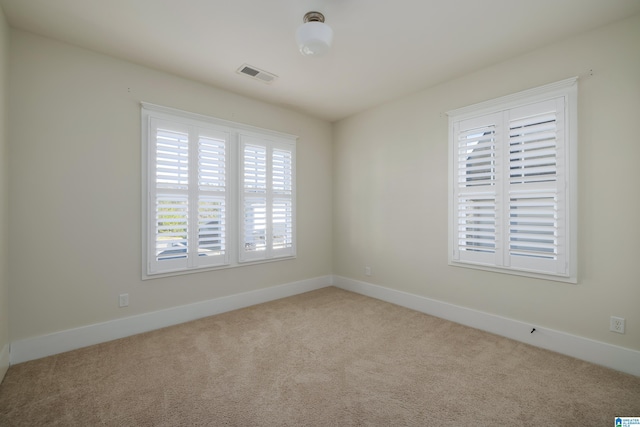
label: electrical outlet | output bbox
[610,316,625,334]
[365,266,372,276]
[119,293,129,308]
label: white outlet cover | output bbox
[610,316,625,334]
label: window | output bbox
[239,136,295,262]
[142,103,296,278]
[447,78,577,283]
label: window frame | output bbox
[142,103,297,280]
[447,77,578,283]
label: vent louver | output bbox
[237,64,277,84]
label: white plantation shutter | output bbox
[508,193,558,263]
[448,78,576,282]
[240,135,296,262]
[453,114,501,266]
[155,195,188,264]
[143,103,296,278]
[197,133,227,260]
[272,149,294,251]
[151,121,190,272]
[506,99,566,274]
[242,144,267,257]
[273,199,294,250]
[147,116,229,275]
[243,198,267,251]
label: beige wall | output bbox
[4,11,639,357]
[8,30,333,342]
[0,6,9,377]
[333,14,640,351]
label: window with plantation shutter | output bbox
[448,78,577,283]
[142,103,296,278]
[239,135,296,262]
[146,117,230,275]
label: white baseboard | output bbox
[0,343,9,382]
[10,275,333,365]
[333,275,640,377]
[11,274,639,377]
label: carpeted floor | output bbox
[0,287,639,426]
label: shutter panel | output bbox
[272,199,293,250]
[508,193,557,259]
[457,194,496,252]
[155,195,189,263]
[239,136,296,262]
[148,117,229,273]
[273,149,293,194]
[149,119,190,272]
[198,197,225,256]
[243,144,267,193]
[272,148,294,253]
[507,98,566,275]
[457,125,497,188]
[453,114,501,266]
[241,142,268,260]
[509,112,558,185]
[244,197,267,253]
[198,135,226,190]
[155,126,189,190]
[196,132,228,266]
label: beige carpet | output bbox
[0,287,638,426]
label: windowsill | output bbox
[142,255,297,281]
[448,261,577,284]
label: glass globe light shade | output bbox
[295,21,333,57]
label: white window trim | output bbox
[141,102,297,280]
[447,77,578,283]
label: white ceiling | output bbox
[1,0,639,122]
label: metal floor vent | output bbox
[237,64,277,84]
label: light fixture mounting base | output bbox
[303,11,325,23]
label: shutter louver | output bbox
[198,135,226,190]
[453,116,500,265]
[244,145,267,193]
[457,194,496,254]
[273,199,293,250]
[509,113,557,185]
[457,125,496,188]
[509,193,557,260]
[273,149,293,194]
[198,197,225,256]
[244,198,267,252]
[155,196,188,261]
[156,128,189,190]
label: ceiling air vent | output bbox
[237,64,278,84]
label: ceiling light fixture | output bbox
[296,11,333,57]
